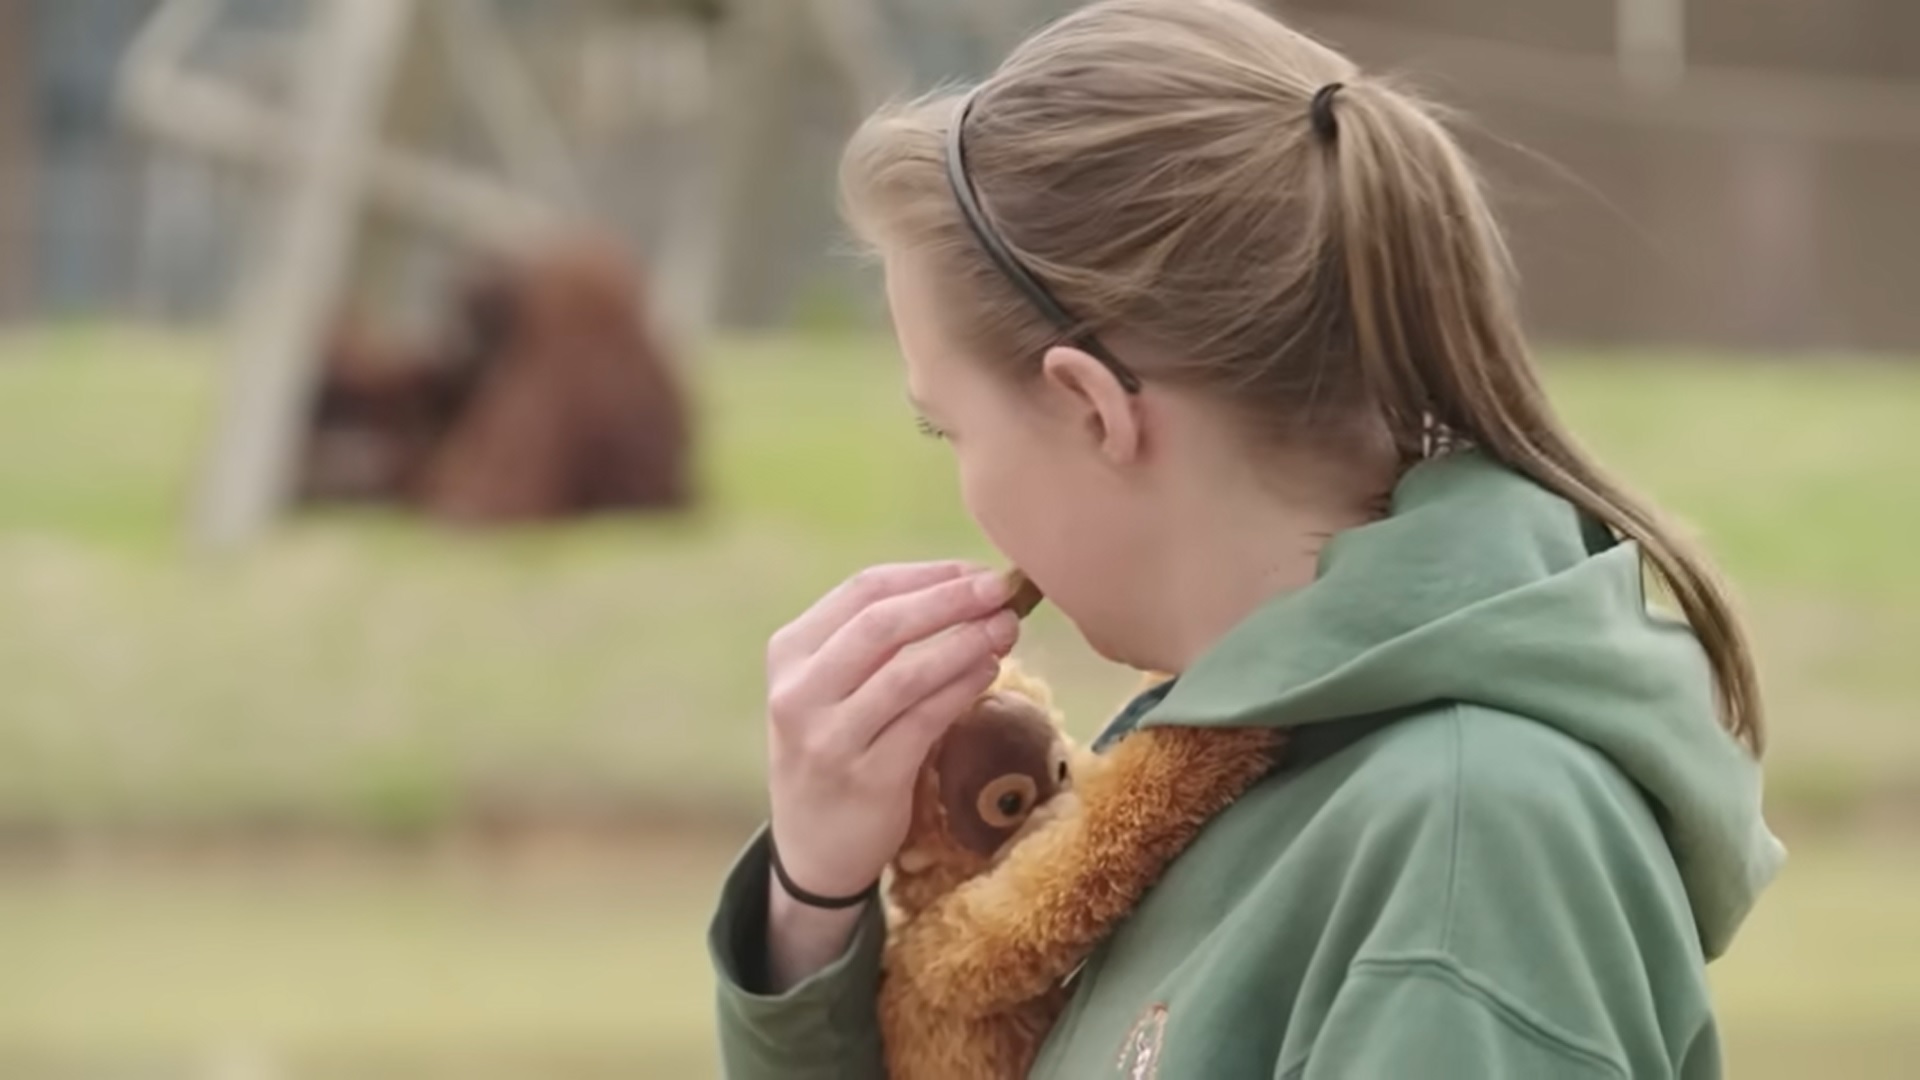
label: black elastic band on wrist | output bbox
[768,832,878,910]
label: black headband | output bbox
[944,89,1143,393]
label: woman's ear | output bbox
[1041,345,1143,465]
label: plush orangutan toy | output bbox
[877,571,1284,1079]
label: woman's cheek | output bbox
[955,448,1026,564]
[955,459,1003,549]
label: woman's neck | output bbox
[1143,454,1394,674]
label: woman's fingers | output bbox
[862,653,1003,780]
[758,559,1024,917]
[767,561,981,671]
[834,609,1019,753]
[804,569,1016,701]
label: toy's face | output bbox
[932,690,1073,858]
[886,680,1077,915]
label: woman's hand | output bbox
[761,561,1022,990]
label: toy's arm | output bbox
[886,725,1281,1016]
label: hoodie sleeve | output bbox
[1283,954,1629,1080]
[706,826,889,1079]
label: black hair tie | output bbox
[768,830,878,910]
[1310,82,1344,141]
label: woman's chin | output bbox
[1078,621,1145,671]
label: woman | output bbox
[706,0,1783,1075]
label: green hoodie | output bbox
[706,449,1784,1078]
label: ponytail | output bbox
[1320,80,1766,756]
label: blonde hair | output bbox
[838,0,1763,755]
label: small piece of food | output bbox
[1002,568,1045,619]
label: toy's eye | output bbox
[977,774,1039,828]
[1055,760,1069,783]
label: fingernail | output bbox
[974,571,1011,603]
[985,610,1019,649]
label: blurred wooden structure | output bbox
[0,3,33,319]
[118,0,580,550]
[109,0,912,550]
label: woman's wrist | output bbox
[765,874,870,993]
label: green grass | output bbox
[1708,838,1920,1078]
[0,325,1916,832]
[1,323,1918,1078]
[0,844,729,1079]
[0,833,1915,1079]
[0,325,213,548]
[1546,353,1920,603]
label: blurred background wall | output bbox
[1,0,1918,352]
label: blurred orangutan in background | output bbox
[296,237,695,524]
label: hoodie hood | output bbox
[1135,448,1785,959]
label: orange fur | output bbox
[878,661,1283,1078]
